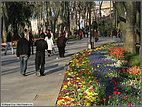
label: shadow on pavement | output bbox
[2,59,19,66]
[2,67,20,75]
[45,66,64,75]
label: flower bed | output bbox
[56,42,141,106]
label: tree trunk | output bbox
[116,2,126,46]
[68,5,70,36]
[79,10,80,30]
[2,2,9,42]
[135,2,140,44]
[125,2,136,54]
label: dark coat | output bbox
[57,36,67,48]
[35,39,48,53]
[16,38,31,57]
[6,33,13,42]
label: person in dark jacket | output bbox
[57,34,67,58]
[16,33,31,76]
[29,31,34,54]
[4,32,14,55]
[35,33,48,76]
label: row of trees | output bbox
[1,1,141,55]
[1,1,96,42]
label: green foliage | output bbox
[68,36,75,40]
[92,21,98,30]
[7,2,33,25]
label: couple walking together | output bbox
[16,31,67,77]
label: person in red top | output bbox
[79,30,82,40]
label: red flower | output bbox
[131,86,133,88]
[96,82,97,84]
[94,78,96,81]
[119,76,121,78]
[118,92,121,95]
[66,103,71,106]
[124,96,127,99]
[107,76,109,78]
[117,84,119,86]
[103,98,106,101]
[114,91,117,94]
[115,82,117,85]
[117,89,119,91]
[87,84,90,86]
[114,87,116,89]
[127,103,131,106]
[109,96,111,98]
[97,80,98,82]
[132,83,134,85]
[64,98,70,101]
[86,70,89,73]
[129,81,131,84]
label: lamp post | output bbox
[89,2,92,49]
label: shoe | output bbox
[22,74,26,76]
[40,74,45,76]
[36,70,40,77]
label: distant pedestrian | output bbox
[118,29,123,42]
[57,33,67,58]
[24,29,29,41]
[45,33,54,57]
[112,28,117,40]
[65,30,68,44]
[29,31,34,54]
[4,31,14,55]
[79,30,82,40]
[50,30,56,54]
[35,33,48,76]
[16,33,31,76]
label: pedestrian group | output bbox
[15,28,67,76]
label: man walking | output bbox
[4,31,14,55]
[16,33,31,76]
[35,33,48,76]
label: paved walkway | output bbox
[1,37,118,106]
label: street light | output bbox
[89,2,92,49]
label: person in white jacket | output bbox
[45,33,53,57]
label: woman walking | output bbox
[57,33,67,58]
[45,33,54,57]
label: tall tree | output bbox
[124,2,137,54]
[1,2,9,42]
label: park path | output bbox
[1,37,118,106]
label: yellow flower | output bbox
[86,102,91,106]
[89,80,92,83]
[97,64,99,67]
[57,100,63,105]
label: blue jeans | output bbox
[5,42,14,54]
[20,56,28,75]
